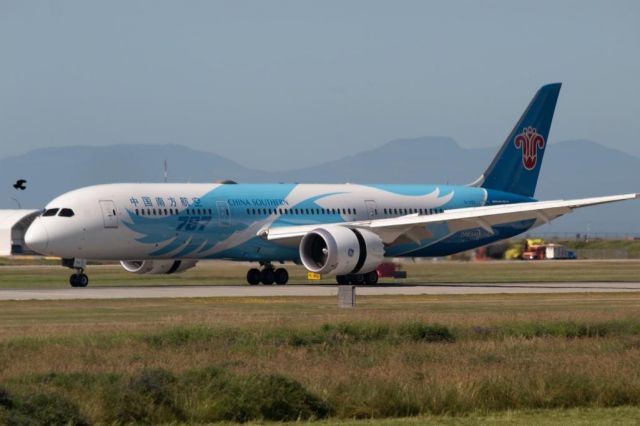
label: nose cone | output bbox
[25,219,49,254]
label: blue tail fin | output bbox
[476,83,561,198]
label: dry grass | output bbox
[2,293,640,423]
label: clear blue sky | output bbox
[1,1,638,170]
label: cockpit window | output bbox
[58,208,75,217]
[43,208,59,217]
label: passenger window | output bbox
[43,208,59,217]
[135,209,139,216]
[59,208,75,217]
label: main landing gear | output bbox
[62,258,89,288]
[246,263,289,285]
[336,270,379,285]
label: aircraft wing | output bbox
[259,193,638,245]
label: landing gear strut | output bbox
[246,263,289,285]
[62,258,89,288]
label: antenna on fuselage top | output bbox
[163,160,168,183]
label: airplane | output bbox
[23,83,638,287]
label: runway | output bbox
[2,282,640,300]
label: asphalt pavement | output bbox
[1,282,640,300]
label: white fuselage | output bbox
[25,182,494,261]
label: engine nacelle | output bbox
[120,260,198,274]
[299,226,384,276]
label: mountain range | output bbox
[2,138,638,234]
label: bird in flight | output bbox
[13,179,27,190]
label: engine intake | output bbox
[299,226,384,276]
[120,260,198,274]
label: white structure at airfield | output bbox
[0,210,40,256]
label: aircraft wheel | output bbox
[261,268,275,285]
[336,275,349,285]
[247,268,261,285]
[78,274,89,287]
[69,273,89,287]
[350,274,364,285]
[364,270,379,285]
[274,268,289,285]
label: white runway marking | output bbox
[1,282,640,300]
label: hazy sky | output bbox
[1,1,638,170]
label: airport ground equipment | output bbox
[337,285,356,308]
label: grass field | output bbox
[3,291,640,423]
[0,259,639,289]
[299,407,640,425]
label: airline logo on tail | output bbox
[514,127,545,170]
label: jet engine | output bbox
[299,226,384,276]
[120,260,198,274]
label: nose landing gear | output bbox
[69,272,89,287]
[246,263,289,285]
[62,258,89,288]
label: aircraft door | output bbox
[216,201,231,226]
[364,200,377,220]
[99,200,118,228]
